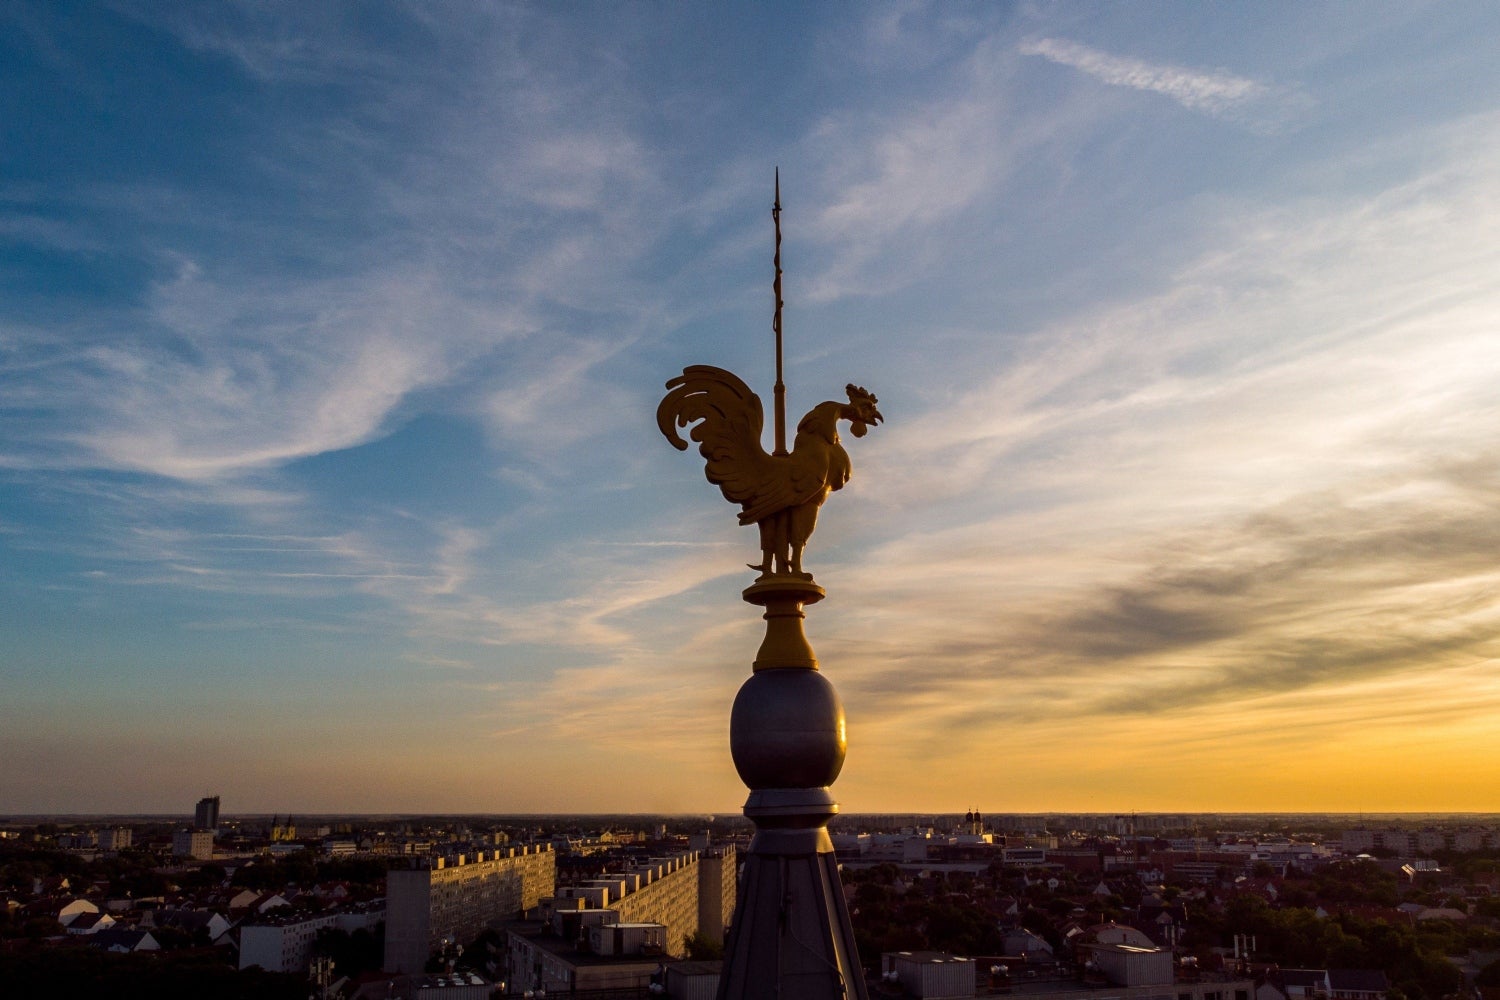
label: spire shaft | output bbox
[772,169,787,456]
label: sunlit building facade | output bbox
[385,844,556,974]
[172,828,213,860]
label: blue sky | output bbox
[4,2,1500,815]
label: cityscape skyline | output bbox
[3,5,1500,815]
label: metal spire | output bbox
[657,173,879,1000]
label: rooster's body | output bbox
[658,365,882,579]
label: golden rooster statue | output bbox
[657,365,882,580]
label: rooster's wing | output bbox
[658,366,786,519]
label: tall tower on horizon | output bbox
[194,794,220,831]
[657,174,880,1000]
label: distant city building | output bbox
[1089,942,1175,987]
[502,847,734,994]
[506,915,670,995]
[194,795,221,831]
[1338,828,1454,857]
[695,847,736,947]
[240,905,385,974]
[172,828,214,860]
[881,951,975,1000]
[385,845,557,974]
[404,973,495,998]
[1415,830,1445,854]
[56,831,98,850]
[599,850,730,954]
[1453,829,1489,851]
[240,912,337,973]
[1004,974,1254,1000]
[97,827,132,852]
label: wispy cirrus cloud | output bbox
[801,35,1060,302]
[1020,37,1264,113]
[1018,36,1307,131]
[0,3,674,494]
[43,264,493,481]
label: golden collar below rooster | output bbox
[657,364,882,586]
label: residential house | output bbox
[1328,969,1389,1000]
[90,928,161,953]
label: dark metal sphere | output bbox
[730,668,846,790]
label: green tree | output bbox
[684,931,724,960]
[1475,959,1500,989]
[315,924,385,977]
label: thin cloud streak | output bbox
[1020,37,1266,113]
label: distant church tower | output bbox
[964,808,984,837]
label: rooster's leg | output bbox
[749,520,774,578]
[789,542,812,580]
[775,514,792,576]
[787,503,818,579]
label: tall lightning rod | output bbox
[772,169,787,456]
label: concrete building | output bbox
[240,912,337,973]
[696,847,736,946]
[97,827,132,852]
[385,844,555,974]
[881,951,975,1000]
[240,905,384,974]
[609,851,721,954]
[1415,830,1446,855]
[1005,979,1255,1000]
[665,961,722,1000]
[405,973,495,998]
[1453,830,1490,851]
[1090,943,1175,987]
[1341,829,1432,857]
[564,848,735,956]
[172,828,214,860]
[506,915,671,996]
[503,848,736,996]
